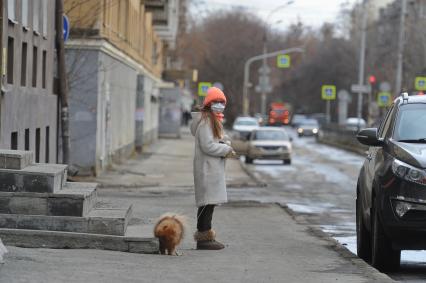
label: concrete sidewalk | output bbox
[0,128,392,282]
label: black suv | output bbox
[356,93,426,271]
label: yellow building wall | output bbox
[65,0,163,77]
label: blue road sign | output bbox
[415,77,426,91]
[198,82,212,96]
[321,85,336,100]
[377,92,392,107]
[63,15,70,42]
[277,54,290,68]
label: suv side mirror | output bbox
[356,128,383,146]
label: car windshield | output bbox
[235,119,258,126]
[272,110,285,115]
[253,130,289,141]
[300,120,318,126]
[395,104,426,141]
[293,115,306,122]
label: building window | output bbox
[22,0,29,28]
[25,129,30,150]
[32,46,38,87]
[7,0,16,22]
[21,42,27,86]
[33,0,40,33]
[42,50,46,88]
[7,37,14,84]
[45,126,49,163]
[42,0,48,36]
[11,132,18,150]
[35,128,40,163]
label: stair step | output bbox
[57,182,98,216]
[0,150,34,170]
[0,228,158,254]
[0,205,132,236]
[0,164,67,193]
[0,182,97,217]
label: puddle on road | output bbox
[332,232,426,265]
[286,202,351,215]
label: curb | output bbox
[98,183,160,189]
[279,203,395,282]
[238,159,268,188]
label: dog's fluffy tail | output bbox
[153,213,187,239]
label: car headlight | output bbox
[312,128,318,134]
[297,128,303,133]
[392,159,426,185]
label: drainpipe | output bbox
[55,0,70,165]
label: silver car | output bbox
[245,127,292,165]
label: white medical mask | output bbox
[211,103,225,113]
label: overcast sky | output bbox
[194,0,359,30]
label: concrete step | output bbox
[0,150,34,170]
[0,228,158,254]
[0,205,132,236]
[0,182,98,217]
[0,164,67,193]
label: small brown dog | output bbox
[153,213,186,255]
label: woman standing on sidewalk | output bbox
[190,87,236,250]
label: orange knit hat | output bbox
[203,87,227,106]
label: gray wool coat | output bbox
[190,112,232,207]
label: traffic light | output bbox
[368,75,376,85]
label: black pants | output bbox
[197,205,215,232]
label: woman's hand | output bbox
[225,149,238,159]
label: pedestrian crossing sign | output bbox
[277,54,290,68]
[198,82,212,96]
[377,92,392,107]
[415,77,426,91]
[321,85,336,100]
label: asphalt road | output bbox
[232,127,426,282]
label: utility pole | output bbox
[260,37,268,116]
[55,0,70,165]
[356,0,368,126]
[394,0,407,97]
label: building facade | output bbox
[65,0,167,175]
[0,0,58,163]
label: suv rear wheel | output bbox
[356,191,371,261]
[371,198,400,271]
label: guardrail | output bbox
[317,124,368,156]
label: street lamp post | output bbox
[258,1,295,116]
[395,0,407,97]
[356,0,368,128]
[242,47,304,115]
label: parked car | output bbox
[356,93,426,271]
[291,114,308,128]
[231,116,259,155]
[296,119,319,137]
[345,117,366,131]
[245,127,292,165]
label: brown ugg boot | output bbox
[194,230,225,250]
